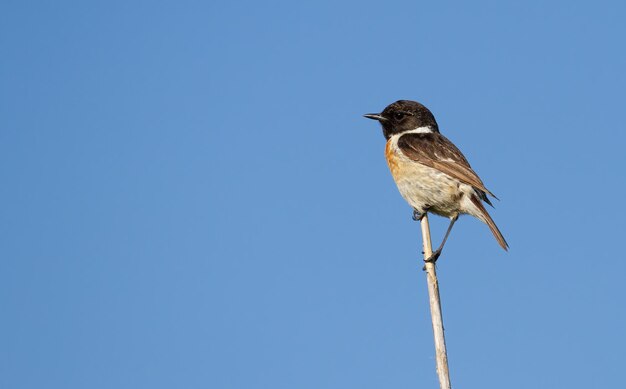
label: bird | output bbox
[364,100,508,263]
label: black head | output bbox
[364,100,439,139]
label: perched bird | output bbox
[364,100,508,262]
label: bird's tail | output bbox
[470,195,509,251]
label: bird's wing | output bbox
[397,132,497,199]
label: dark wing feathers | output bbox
[397,133,497,200]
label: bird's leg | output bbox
[424,214,459,263]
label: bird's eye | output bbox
[394,112,405,120]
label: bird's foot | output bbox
[421,249,441,271]
[412,209,425,222]
[424,249,441,264]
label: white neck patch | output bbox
[388,126,435,146]
[405,126,434,134]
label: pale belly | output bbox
[386,142,466,217]
[393,163,463,216]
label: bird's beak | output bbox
[363,113,387,122]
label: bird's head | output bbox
[364,100,439,139]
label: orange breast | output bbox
[385,140,403,181]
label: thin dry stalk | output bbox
[420,214,451,389]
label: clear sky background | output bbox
[2,1,626,388]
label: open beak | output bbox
[363,113,387,122]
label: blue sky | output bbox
[2,1,626,388]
